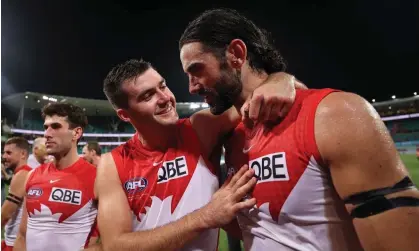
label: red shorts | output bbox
[1,240,13,251]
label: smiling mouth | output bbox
[156,103,174,116]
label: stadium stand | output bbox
[372,95,419,155]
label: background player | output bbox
[27,137,54,168]
[14,103,99,251]
[179,8,419,251]
[95,59,300,251]
[1,137,32,251]
[82,141,102,167]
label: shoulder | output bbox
[314,91,383,163]
[315,91,377,126]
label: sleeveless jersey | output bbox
[224,89,363,251]
[111,119,219,251]
[25,158,98,251]
[4,165,32,247]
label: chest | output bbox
[225,124,312,221]
[120,150,218,226]
[26,170,96,223]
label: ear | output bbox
[21,150,27,160]
[117,109,131,123]
[226,39,247,69]
[73,127,84,142]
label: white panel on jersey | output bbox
[240,156,362,251]
[27,200,97,251]
[133,156,219,251]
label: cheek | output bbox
[166,90,176,102]
[129,104,155,120]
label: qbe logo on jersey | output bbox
[157,156,188,184]
[249,152,289,184]
[48,187,82,205]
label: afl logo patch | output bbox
[27,188,43,198]
[124,177,148,193]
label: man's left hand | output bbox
[241,72,307,124]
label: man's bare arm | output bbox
[315,92,419,251]
[13,197,28,251]
[2,170,28,228]
[97,153,256,251]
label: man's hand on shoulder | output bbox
[241,72,307,125]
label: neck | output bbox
[55,146,79,170]
[93,156,100,167]
[16,160,28,169]
[137,124,177,151]
[233,66,269,115]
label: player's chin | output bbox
[45,148,57,155]
[156,112,179,125]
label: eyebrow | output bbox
[43,122,62,129]
[185,62,200,74]
[137,78,166,99]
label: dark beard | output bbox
[209,68,243,115]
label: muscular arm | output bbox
[97,153,256,251]
[315,92,419,251]
[1,170,28,228]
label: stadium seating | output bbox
[385,119,419,142]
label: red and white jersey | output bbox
[25,158,98,251]
[112,119,219,251]
[4,165,32,247]
[224,89,362,251]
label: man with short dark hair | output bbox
[179,8,419,251]
[82,142,102,167]
[14,103,100,251]
[1,136,32,251]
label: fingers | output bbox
[245,93,294,124]
[268,102,283,122]
[233,176,257,201]
[240,101,250,121]
[233,197,257,211]
[227,165,250,189]
[279,101,293,118]
[295,80,308,90]
[248,94,264,121]
[220,176,231,189]
[230,166,254,191]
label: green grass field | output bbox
[401,154,419,186]
[2,154,418,250]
